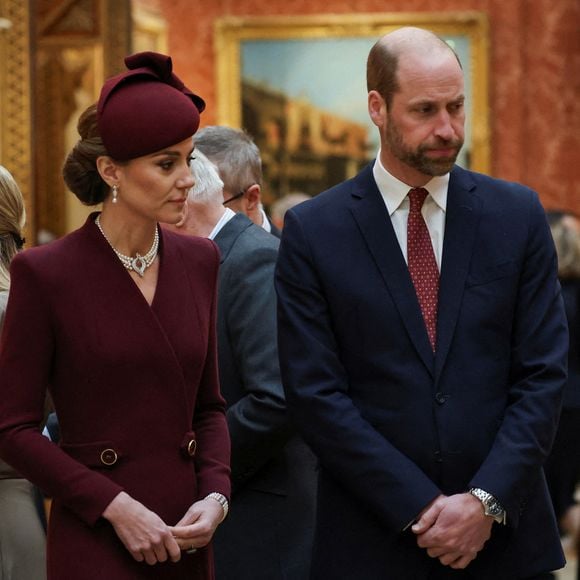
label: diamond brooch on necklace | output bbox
[95,214,159,277]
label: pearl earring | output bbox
[112,184,118,204]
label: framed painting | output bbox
[215,12,489,203]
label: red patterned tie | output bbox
[407,188,439,351]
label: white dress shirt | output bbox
[259,206,272,233]
[208,208,236,240]
[372,153,449,271]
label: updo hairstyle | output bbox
[62,104,112,206]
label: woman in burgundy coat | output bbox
[0,52,231,579]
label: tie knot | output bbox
[408,188,429,211]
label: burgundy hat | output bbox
[97,51,206,161]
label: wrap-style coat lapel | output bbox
[88,217,198,416]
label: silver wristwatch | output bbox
[469,487,506,524]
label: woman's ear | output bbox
[96,156,120,188]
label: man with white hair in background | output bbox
[165,150,316,580]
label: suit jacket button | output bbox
[435,392,447,405]
[100,448,118,466]
[187,439,197,457]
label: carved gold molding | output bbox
[0,0,132,242]
[34,0,131,239]
[103,0,132,76]
[0,0,33,236]
[132,4,168,54]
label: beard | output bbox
[385,117,463,176]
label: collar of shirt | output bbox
[372,152,449,214]
[259,206,272,233]
[208,207,236,240]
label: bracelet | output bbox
[205,492,229,522]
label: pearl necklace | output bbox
[95,215,159,277]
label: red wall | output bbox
[156,0,580,211]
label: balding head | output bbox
[367,27,460,107]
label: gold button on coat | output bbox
[100,448,118,466]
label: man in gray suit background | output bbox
[166,149,316,580]
[195,126,281,237]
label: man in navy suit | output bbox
[275,27,568,579]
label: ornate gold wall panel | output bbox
[132,3,168,54]
[103,0,132,76]
[34,0,130,240]
[0,0,33,237]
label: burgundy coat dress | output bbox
[0,215,231,579]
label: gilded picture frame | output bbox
[215,12,490,202]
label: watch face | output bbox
[470,488,504,522]
[485,501,503,516]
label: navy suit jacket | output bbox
[275,163,568,579]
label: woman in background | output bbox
[546,210,580,579]
[0,53,230,579]
[0,165,47,580]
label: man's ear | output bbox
[244,184,261,211]
[96,156,121,188]
[368,90,387,129]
